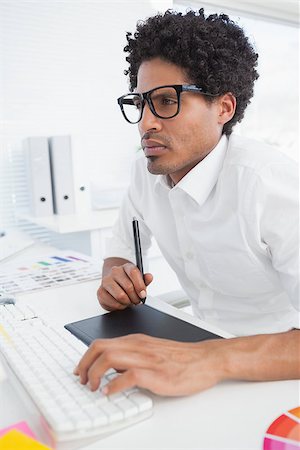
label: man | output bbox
[74,9,299,396]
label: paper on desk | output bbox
[0,250,100,296]
[0,429,50,450]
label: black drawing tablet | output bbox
[65,304,222,345]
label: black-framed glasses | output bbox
[117,84,218,124]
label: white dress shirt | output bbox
[104,134,299,336]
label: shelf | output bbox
[19,209,119,234]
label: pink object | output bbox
[0,421,36,439]
[263,437,300,450]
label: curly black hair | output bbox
[124,9,259,135]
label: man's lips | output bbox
[142,139,168,157]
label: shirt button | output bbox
[186,252,194,260]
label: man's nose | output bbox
[139,101,162,133]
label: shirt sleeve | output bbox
[254,160,299,313]
[103,156,153,267]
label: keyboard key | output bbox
[117,398,139,418]
[92,412,109,427]
[128,392,153,412]
[101,402,124,423]
[68,411,92,430]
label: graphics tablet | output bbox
[65,304,222,345]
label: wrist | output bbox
[195,338,233,383]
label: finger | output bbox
[123,263,147,300]
[74,336,145,383]
[87,348,160,391]
[113,270,142,305]
[103,367,160,395]
[144,273,153,287]
[74,334,158,384]
[74,339,110,384]
[98,285,129,311]
[102,277,134,307]
[102,369,140,395]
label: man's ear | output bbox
[217,93,236,125]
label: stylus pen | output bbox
[132,217,146,304]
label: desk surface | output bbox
[0,257,299,450]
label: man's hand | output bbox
[74,334,224,396]
[98,257,153,311]
[74,329,300,397]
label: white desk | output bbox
[0,268,299,449]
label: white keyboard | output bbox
[0,303,153,448]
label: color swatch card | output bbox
[263,406,300,450]
[0,251,100,295]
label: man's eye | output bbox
[133,100,142,109]
[161,97,177,105]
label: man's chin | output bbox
[146,160,169,175]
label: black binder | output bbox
[65,305,222,346]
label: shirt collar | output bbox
[155,134,229,206]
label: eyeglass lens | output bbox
[121,86,179,123]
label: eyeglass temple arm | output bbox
[119,98,135,105]
[183,85,218,96]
